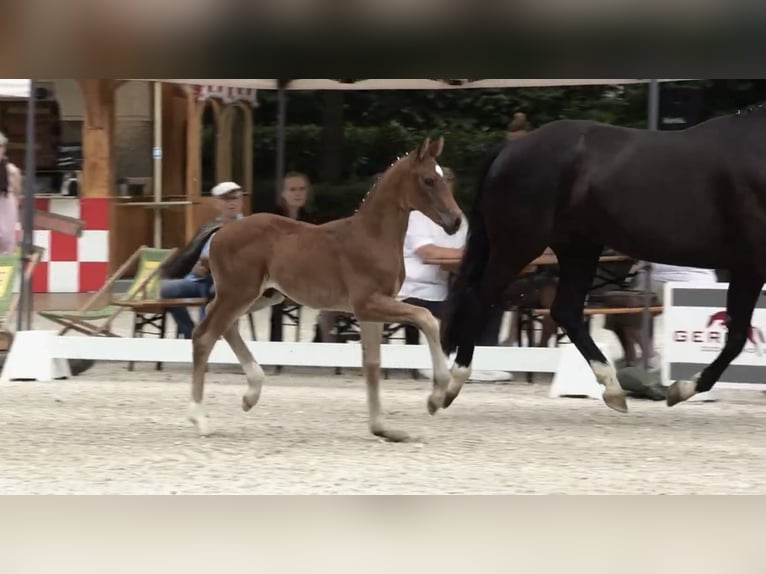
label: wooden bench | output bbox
[530,305,664,317]
[516,304,664,382]
[114,297,257,371]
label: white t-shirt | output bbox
[398,210,468,302]
[649,263,717,283]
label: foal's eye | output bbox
[423,177,436,187]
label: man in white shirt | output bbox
[398,168,509,381]
[398,208,468,321]
[648,263,717,304]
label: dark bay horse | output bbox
[440,109,766,413]
[188,137,468,440]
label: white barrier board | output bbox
[0,331,563,382]
[661,282,766,389]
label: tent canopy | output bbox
[0,79,30,99]
[140,78,679,91]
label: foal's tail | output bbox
[440,145,503,358]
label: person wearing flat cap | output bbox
[159,181,244,339]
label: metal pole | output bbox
[17,79,36,332]
[274,80,288,203]
[152,81,162,247]
[641,79,660,370]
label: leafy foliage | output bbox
[240,79,766,217]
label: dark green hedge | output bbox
[251,123,505,184]
[251,177,480,223]
[246,123,502,221]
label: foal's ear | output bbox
[429,136,444,159]
[416,137,431,161]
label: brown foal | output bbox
[187,137,470,441]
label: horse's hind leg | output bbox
[189,286,260,436]
[667,273,764,406]
[221,323,266,412]
[550,243,628,413]
[189,295,241,436]
[360,321,409,442]
[221,289,283,411]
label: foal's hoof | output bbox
[241,394,259,412]
[602,389,629,413]
[373,429,411,443]
[427,394,443,415]
[442,391,459,409]
[188,416,212,437]
[666,380,696,407]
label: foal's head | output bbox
[398,137,463,235]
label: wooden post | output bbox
[183,85,201,243]
[77,79,116,200]
[77,79,116,277]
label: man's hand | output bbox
[191,255,210,277]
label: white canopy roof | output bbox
[0,79,30,98]
[142,78,675,91]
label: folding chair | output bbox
[37,245,176,338]
[0,245,44,351]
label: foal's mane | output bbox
[354,153,409,214]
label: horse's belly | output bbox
[263,275,352,312]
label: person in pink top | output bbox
[0,132,21,254]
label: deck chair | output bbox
[0,245,44,350]
[37,246,176,337]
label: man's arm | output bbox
[415,244,463,261]
[190,237,213,277]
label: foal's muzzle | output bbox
[441,212,462,235]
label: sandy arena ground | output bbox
[2,303,764,494]
[2,362,766,494]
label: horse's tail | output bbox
[440,144,503,357]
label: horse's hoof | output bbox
[427,394,442,415]
[241,394,258,412]
[666,380,696,407]
[602,389,629,413]
[188,416,212,437]
[442,391,458,409]
[374,429,411,443]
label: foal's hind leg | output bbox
[667,273,764,406]
[230,289,284,410]
[221,323,266,412]
[189,292,255,436]
[360,321,409,442]
[550,243,628,413]
[189,297,237,435]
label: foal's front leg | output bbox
[359,321,410,442]
[355,295,452,415]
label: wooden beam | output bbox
[33,210,84,237]
[77,79,116,199]
[183,85,202,243]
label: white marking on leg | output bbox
[447,364,471,397]
[590,360,622,393]
[187,401,212,437]
[421,313,451,408]
[590,360,629,413]
[675,372,701,403]
[242,360,265,407]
